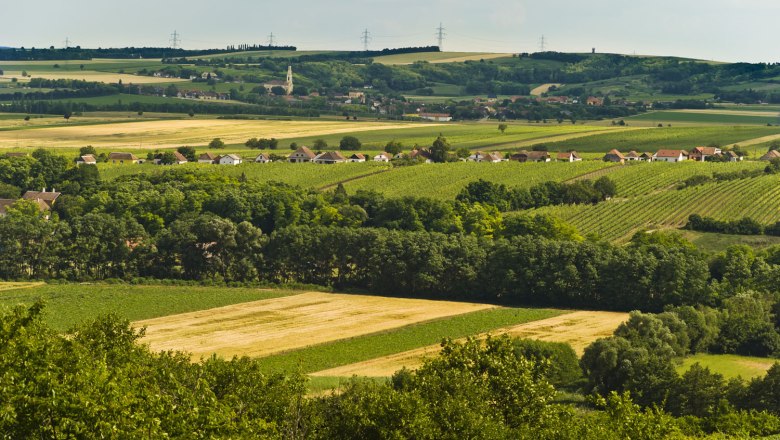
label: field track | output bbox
[0,282,45,292]
[531,83,563,96]
[136,292,494,360]
[311,311,627,377]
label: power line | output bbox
[267,32,275,47]
[170,30,180,49]
[436,22,446,50]
[360,28,372,51]
[539,35,547,52]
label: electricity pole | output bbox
[539,35,547,52]
[436,23,446,50]
[170,30,180,49]
[268,32,275,47]
[64,37,70,49]
[360,29,371,51]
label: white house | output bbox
[219,154,243,165]
[198,152,218,164]
[348,153,366,163]
[373,152,392,162]
[556,151,582,162]
[313,151,347,164]
[76,154,97,165]
[653,149,688,163]
[255,153,271,163]
[288,146,316,163]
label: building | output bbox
[723,151,743,162]
[263,66,294,95]
[468,151,502,163]
[108,152,139,164]
[153,151,188,165]
[625,151,641,161]
[761,150,780,161]
[22,189,61,209]
[289,146,317,163]
[409,149,433,163]
[557,151,582,162]
[198,152,219,164]
[254,153,271,163]
[76,154,97,165]
[218,154,243,165]
[348,153,366,163]
[653,149,688,163]
[313,151,347,164]
[373,152,392,162]
[603,149,625,163]
[511,151,551,163]
[586,96,604,106]
[689,146,722,162]
[418,113,452,122]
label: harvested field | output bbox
[0,71,186,84]
[137,292,495,360]
[311,311,627,377]
[531,83,563,96]
[0,119,439,149]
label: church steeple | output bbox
[285,66,293,95]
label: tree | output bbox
[177,146,196,162]
[384,140,403,155]
[339,136,361,151]
[289,142,298,151]
[429,134,451,163]
[498,123,508,134]
[79,146,97,157]
[313,139,328,150]
[63,111,72,122]
[209,138,225,149]
[271,86,286,96]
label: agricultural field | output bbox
[681,231,780,253]
[310,311,627,377]
[136,291,498,360]
[629,109,780,126]
[0,282,299,331]
[373,52,512,65]
[678,354,778,380]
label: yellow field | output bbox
[136,292,495,360]
[0,71,186,84]
[374,52,512,65]
[311,311,627,377]
[0,119,440,149]
[0,282,45,292]
[531,83,563,96]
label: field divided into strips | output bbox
[345,161,617,199]
[0,283,298,332]
[629,110,780,126]
[311,311,628,377]
[551,174,780,241]
[545,126,780,153]
[136,292,497,361]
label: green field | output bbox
[257,307,565,374]
[681,231,780,253]
[0,283,301,331]
[678,353,777,380]
[629,110,780,125]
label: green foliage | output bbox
[208,137,225,149]
[338,135,361,151]
[176,146,196,161]
[512,338,581,386]
[503,213,583,241]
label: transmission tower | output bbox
[539,35,547,52]
[64,37,71,49]
[170,30,180,49]
[435,22,446,50]
[360,28,371,51]
[267,32,276,46]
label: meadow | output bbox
[678,353,778,380]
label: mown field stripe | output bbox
[257,307,566,375]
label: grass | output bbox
[629,111,780,126]
[681,231,780,253]
[373,52,512,65]
[678,353,777,380]
[257,307,565,374]
[0,283,300,332]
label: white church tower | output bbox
[285,66,294,95]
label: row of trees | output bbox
[685,214,780,236]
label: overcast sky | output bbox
[0,0,776,63]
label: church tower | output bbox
[285,66,294,95]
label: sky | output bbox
[0,0,777,63]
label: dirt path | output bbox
[531,83,563,96]
[311,310,627,377]
[318,168,393,191]
[492,127,647,152]
[723,133,780,148]
[136,292,495,360]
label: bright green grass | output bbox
[681,231,780,253]
[678,353,777,380]
[373,52,510,65]
[258,307,565,375]
[306,376,386,395]
[545,126,780,153]
[344,161,617,199]
[629,111,780,125]
[0,283,300,332]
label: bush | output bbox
[512,339,581,386]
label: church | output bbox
[263,66,294,95]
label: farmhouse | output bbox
[263,66,294,95]
[586,96,604,106]
[314,151,347,164]
[0,197,52,218]
[418,113,452,122]
[557,151,582,162]
[153,151,188,165]
[198,152,219,164]
[689,146,722,162]
[760,150,780,161]
[653,149,688,163]
[625,151,641,161]
[373,152,392,162]
[348,153,366,163]
[289,146,317,163]
[409,149,433,163]
[640,152,654,161]
[254,153,271,163]
[218,154,243,166]
[22,189,61,209]
[511,151,551,163]
[76,154,97,165]
[108,152,139,164]
[468,151,501,162]
[723,151,743,162]
[603,149,625,163]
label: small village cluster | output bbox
[72,144,778,168]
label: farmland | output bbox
[678,354,778,380]
[373,51,513,65]
[629,109,780,126]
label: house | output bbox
[108,152,139,164]
[0,198,51,218]
[557,151,582,162]
[760,150,780,161]
[468,151,503,163]
[348,153,366,163]
[653,149,688,163]
[373,152,392,162]
[640,152,654,161]
[511,151,551,163]
[409,149,433,163]
[254,153,271,163]
[201,72,218,80]
[603,149,625,163]
[313,151,347,164]
[723,151,743,162]
[348,91,366,104]
[5,152,28,158]
[625,151,641,161]
[289,146,317,163]
[689,146,722,162]
[586,96,604,106]
[418,113,452,122]
[76,154,97,165]
[218,154,243,165]
[198,152,218,164]
[0,199,16,216]
[153,151,188,165]
[22,188,61,209]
